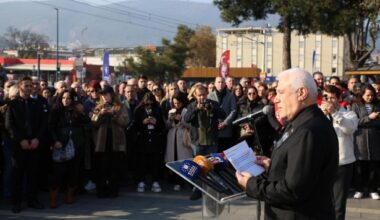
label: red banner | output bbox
[219,50,230,78]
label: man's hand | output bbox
[236,171,252,190]
[20,139,30,150]
[256,155,271,171]
[30,138,39,149]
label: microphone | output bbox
[179,160,226,194]
[232,105,272,125]
[209,154,243,193]
[193,156,233,194]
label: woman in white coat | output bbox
[165,92,193,191]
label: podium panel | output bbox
[166,159,247,219]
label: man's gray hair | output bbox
[277,68,318,100]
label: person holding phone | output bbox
[351,84,380,200]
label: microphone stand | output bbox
[235,116,262,220]
[251,120,262,220]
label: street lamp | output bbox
[55,7,59,82]
[37,51,42,80]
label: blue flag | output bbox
[103,51,110,83]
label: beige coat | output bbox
[164,108,193,162]
[92,104,129,152]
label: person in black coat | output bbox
[351,84,380,200]
[235,86,279,156]
[5,77,47,213]
[48,89,89,208]
[236,68,338,220]
[133,92,166,193]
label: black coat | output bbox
[352,102,380,160]
[48,107,89,155]
[134,105,166,153]
[246,105,338,220]
[236,97,279,156]
[5,96,47,150]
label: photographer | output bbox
[184,85,225,200]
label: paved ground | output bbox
[0,184,379,220]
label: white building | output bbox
[216,26,349,77]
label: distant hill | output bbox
[0,0,278,48]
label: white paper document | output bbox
[223,141,265,177]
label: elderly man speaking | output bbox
[236,68,338,220]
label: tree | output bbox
[3,26,50,58]
[125,25,194,82]
[213,0,340,70]
[188,26,216,67]
[317,0,380,69]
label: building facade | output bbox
[216,27,348,77]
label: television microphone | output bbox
[193,156,234,194]
[179,160,226,194]
[209,154,243,193]
[232,105,272,125]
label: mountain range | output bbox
[0,0,279,48]
[0,0,378,53]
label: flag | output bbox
[219,50,230,78]
[102,51,111,84]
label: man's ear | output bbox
[297,87,309,101]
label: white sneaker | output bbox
[173,184,181,191]
[137,182,145,193]
[85,180,96,191]
[353,192,363,199]
[370,192,380,200]
[151,181,162,193]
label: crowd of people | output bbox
[0,71,379,219]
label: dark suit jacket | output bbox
[246,104,338,220]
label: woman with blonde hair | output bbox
[91,86,129,198]
[187,82,203,102]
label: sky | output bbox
[0,0,214,3]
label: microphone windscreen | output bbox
[262,105,273,115]
[180,160,201,180]
[210,153,228,168]
[194,155,213,174]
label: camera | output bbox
[200,99,212,110]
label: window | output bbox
[299,41,304,49]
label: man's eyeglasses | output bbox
[247,92,256,95]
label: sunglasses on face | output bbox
[247,92,256,95]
